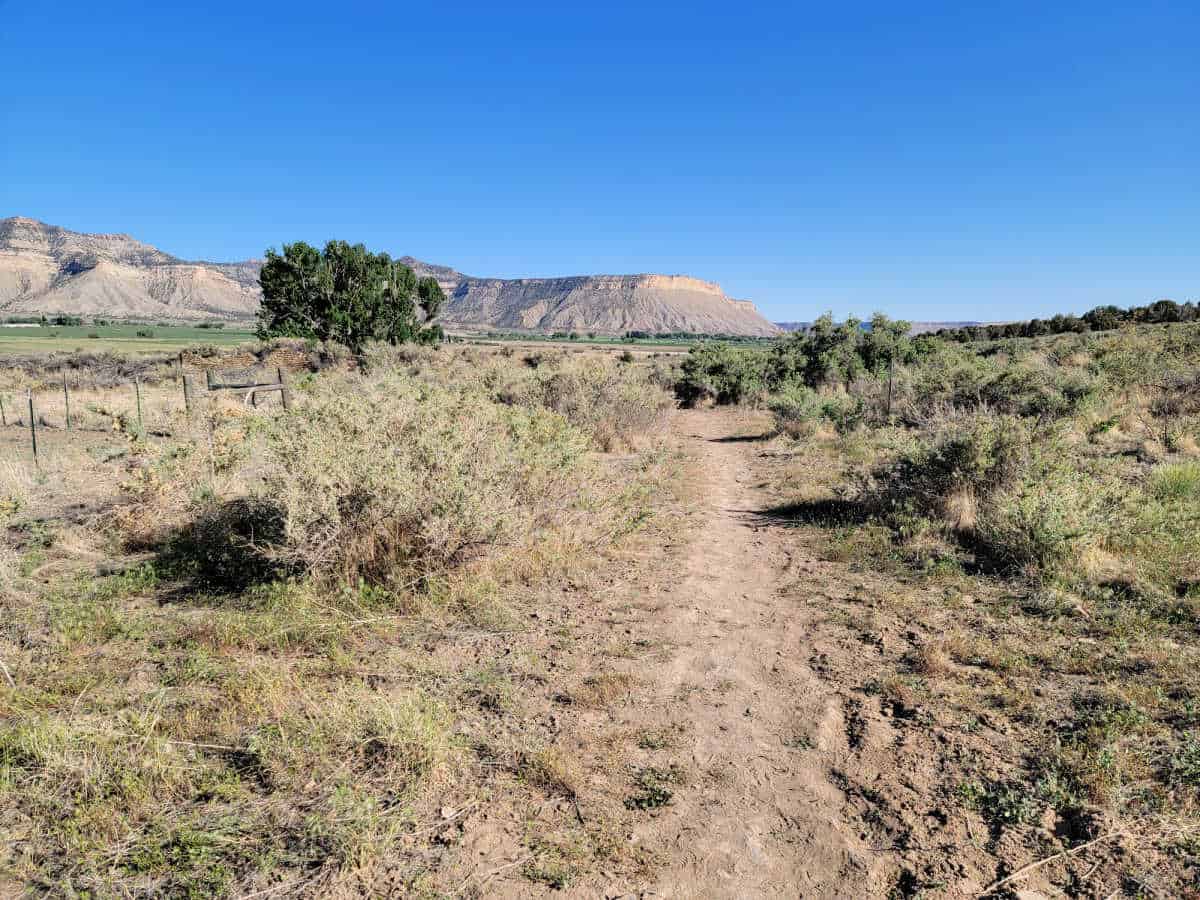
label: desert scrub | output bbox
[769,384,866,437]
[260,371,590,586]
[394,348,672,451]
[862,412,1117,578]
[528,357,673,451]
[674,342,768,406]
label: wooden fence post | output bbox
[278,367,292,411]
[27,390,38,467]
[205,369,214,391]
[63,371,71,431]
[0,393,6,427]
[182,374,194,414]
[135,379,144,434]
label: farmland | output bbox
[2,324,1200,897]
[0,323,257,354]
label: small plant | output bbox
[955,778,1041,829]
[136,328,154,338]
[1169,733,1200,792]
[625,764,683,810]
[635,728,676,750]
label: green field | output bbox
[0,323,258,354]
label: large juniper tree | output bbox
[256,240,444,351]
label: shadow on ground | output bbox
[708,432,776,444]
[743,498,873,528]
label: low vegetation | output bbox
[6,310,1200,894]
[686,317,1200,893]
[0,342,683,895]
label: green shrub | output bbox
[768,384,823,437]
[770,386,868,437]
[674,342,767,406]
[1149,461,1200,502]
[974,459,1111,576]
[866,413,1033,522]
[864,413,1112,577]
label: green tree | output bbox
[257,240,444,351]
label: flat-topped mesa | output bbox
[441,270,780,336]
[635,274,725,295]
[0,217,781,336]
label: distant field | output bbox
[0,323,257,354]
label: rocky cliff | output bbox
[0,218,780,336]
[440,273,779,336]
[0,217,261,321]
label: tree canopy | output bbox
[256,240,445,351]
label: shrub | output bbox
[529,358,672,451]
[259,372,589,586]
[768,384,823,438]
[769,385,866,437]
[974,460,1112,576]
[866,413,1034,524]
[675,342,767,406]
[1149,461,1200,501]
[864,413,1112,577]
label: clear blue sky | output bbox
[2,1,1196,321]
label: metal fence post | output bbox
[27,390,38,467]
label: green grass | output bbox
[0,323,256,354]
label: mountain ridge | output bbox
[0,217,779,336]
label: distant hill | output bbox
[776,320,984,335]
[0,217,261,322]
[0,217,780,336]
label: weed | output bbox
[625,764,684,810]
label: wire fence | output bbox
[0,365,292,467]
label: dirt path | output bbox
[621,409,894,898]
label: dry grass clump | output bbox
[531,357,674,451]
[519,745,583,797]
[569,672,636,707]
[908,640,954,676]
[261,371,590,586]
[0,457,32,518]
[398,348,674,451]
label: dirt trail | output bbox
[622,409,894,898]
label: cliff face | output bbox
[0,217,260,321]
[440,273,780,336]
[0,218,781,336]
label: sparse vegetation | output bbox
[747,318,1200,894]
[8,316,1200,894]
[0,343,687,895]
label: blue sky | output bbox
[2,1,1196,321]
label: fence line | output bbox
[1,363,295,464]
